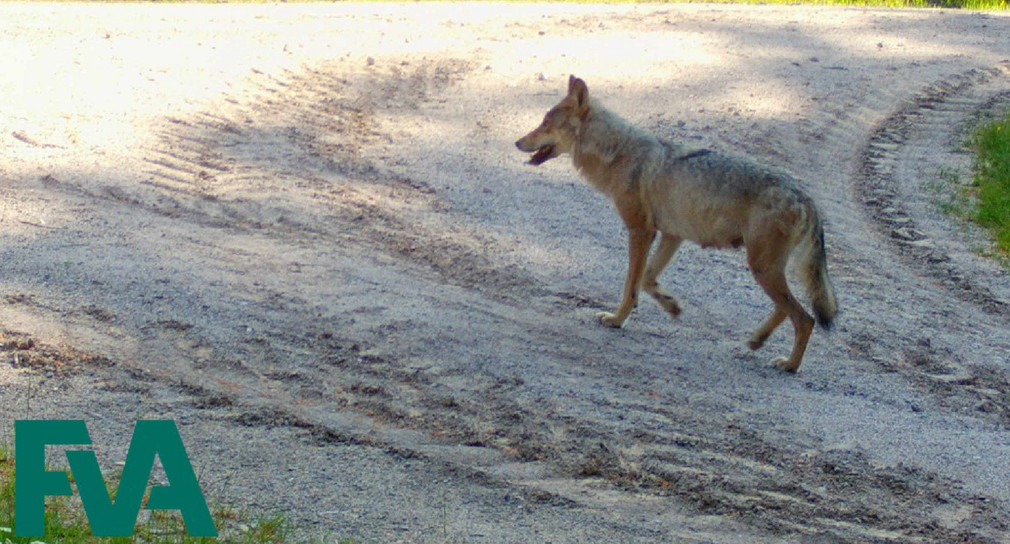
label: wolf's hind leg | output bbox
[747,307,787,350]
[746,230,815,372]
[642,233,683,318]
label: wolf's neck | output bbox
[572,103,657,192]
[575,104,652,162]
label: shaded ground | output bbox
[2,3,1010,542]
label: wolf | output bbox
[515,76,837,372]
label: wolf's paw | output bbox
[772,356,799,373]
[596,311,625,328]
[652,294,682,318]
[747,336,767,351]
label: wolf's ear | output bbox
[568,75,589,110]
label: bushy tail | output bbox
[799,209,838,330]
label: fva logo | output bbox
[15,420,217,537]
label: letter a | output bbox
[138,421,216,537]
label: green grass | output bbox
[33,0,1010,9]
[971,109,1010,255]
[0,443,343,544]
[665,0,1008,7]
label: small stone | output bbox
[892,227,926,241]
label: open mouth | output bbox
[528,144,556,165]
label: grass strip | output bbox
[27,0,1010,9]
[971,109,1010,255]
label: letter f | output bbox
[15,420,92,536]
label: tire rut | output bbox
[44,57,548,305]
[857,62,1010,317]
[856,62,1010,434]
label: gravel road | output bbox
[2,3,1010,542]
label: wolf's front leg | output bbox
[597,228,655,328]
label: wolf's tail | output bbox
[798,205,838,330]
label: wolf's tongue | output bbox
[528,145,555,165]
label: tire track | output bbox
[857,62,1010,317]
[855,63,1010,435]
[136,58,558,304]
[224,348,1010,543]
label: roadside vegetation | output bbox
[36,0,1010,10]
[970,109,1010,255]
[0,443,341,544]
[692,0,1007,7]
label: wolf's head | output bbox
[515,75,590,165]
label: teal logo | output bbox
[14,420,217,537]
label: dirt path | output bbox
[3,3,1010,542]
